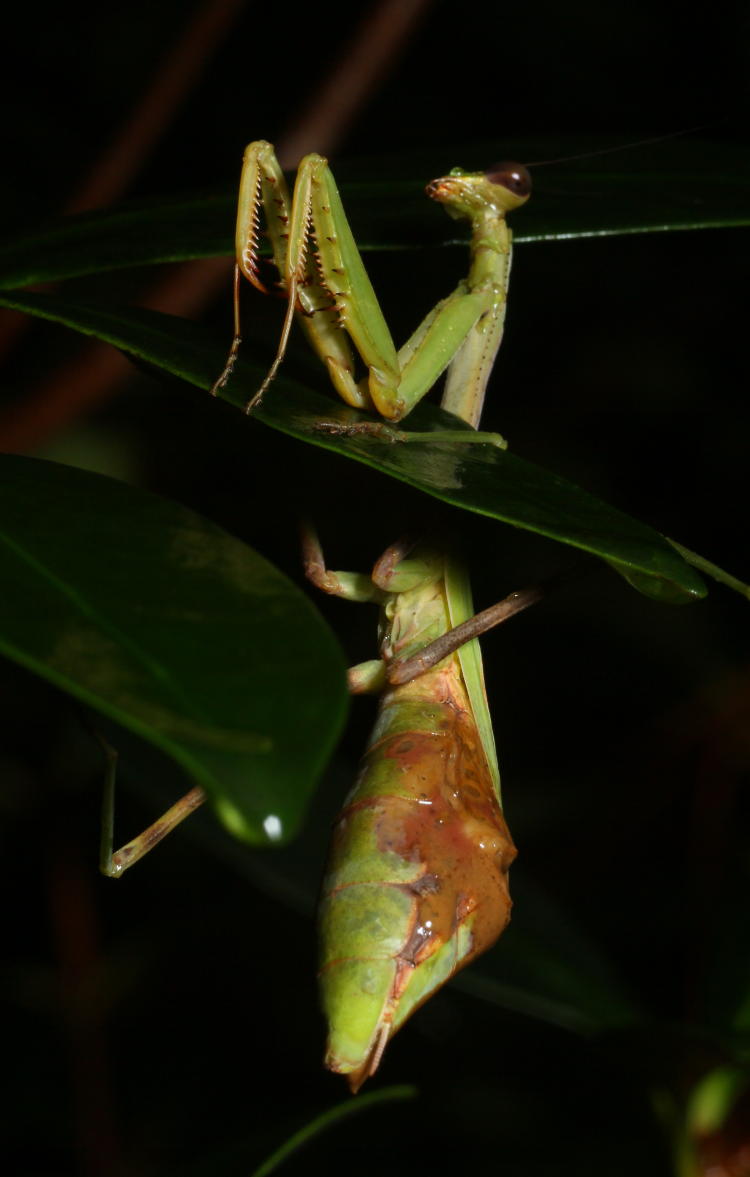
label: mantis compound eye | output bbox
[485,161,532,198]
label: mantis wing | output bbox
[444,555,501,802]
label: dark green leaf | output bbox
[0,139,746,288]
[0,292,707,601]
[0,455,348,844]
[0,193,235,289]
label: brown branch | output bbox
[277,0,436,166]
[67,0,248,215]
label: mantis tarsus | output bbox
[104,141,534,1091]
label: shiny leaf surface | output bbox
[0,454,348,843]
[0,139,745,288]
[0,292,706,601]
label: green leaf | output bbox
[0,139,745,288]
[0,193,235,289]
[511,135,750,243]
[0,454,348,844]
[666,539,750,601]
[685,1067,749,1137]
[0,291,707,601]
[0,291,707,602]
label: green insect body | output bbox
[216,142,532,1088]
[100,142,532,1087]
[212,141,531,425]
[317,547,516,1091]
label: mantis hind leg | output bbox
[96,729,205,878]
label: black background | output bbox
[1,2,749,1174]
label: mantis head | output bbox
[426,161,532,222]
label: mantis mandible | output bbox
[210,141,532,1089]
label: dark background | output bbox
[1,2,748,1174]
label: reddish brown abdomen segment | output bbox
[318,659,516,1090]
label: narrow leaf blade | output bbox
[0,140,746,287]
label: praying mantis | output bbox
[211,141,534,1089]
[104,141,535,1091]
[210,140,530,429]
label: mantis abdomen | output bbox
[317,551,516,1091]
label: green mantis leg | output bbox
[97,729,206,878]
[213,141,530,421]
